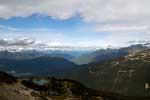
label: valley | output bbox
[1,44,150,99]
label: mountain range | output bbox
[0,56,76,77]
[69,48,150,96]
[0,43,150,97]
[73,44,148,65]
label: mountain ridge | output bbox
[74,44,148,65]
[68,48,150,96]
[0,56,76,77]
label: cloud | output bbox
[94,24,149,32]
[0,37,35,46]
[91,24,150,47]
[0,25,24,31]
[0,0,149,24]
[125,40,150,44]
[0,0,150,47]
[98,31,150,47]
[0,25,53,32]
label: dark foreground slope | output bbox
[1,71,150,100]
[0,71,16,84]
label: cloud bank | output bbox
[0,0,149,24]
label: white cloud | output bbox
[0,0,149,24]
[0,37,101,51]
[0,25,24,31]
[0,37,35,46]
[94,24,149,32]
[92,23,150,47]
[98,31,150,47]
[0,0,150,47]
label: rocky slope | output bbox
[69,49,150,96]
[1,71,150,100]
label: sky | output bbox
[0,0,150,49]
